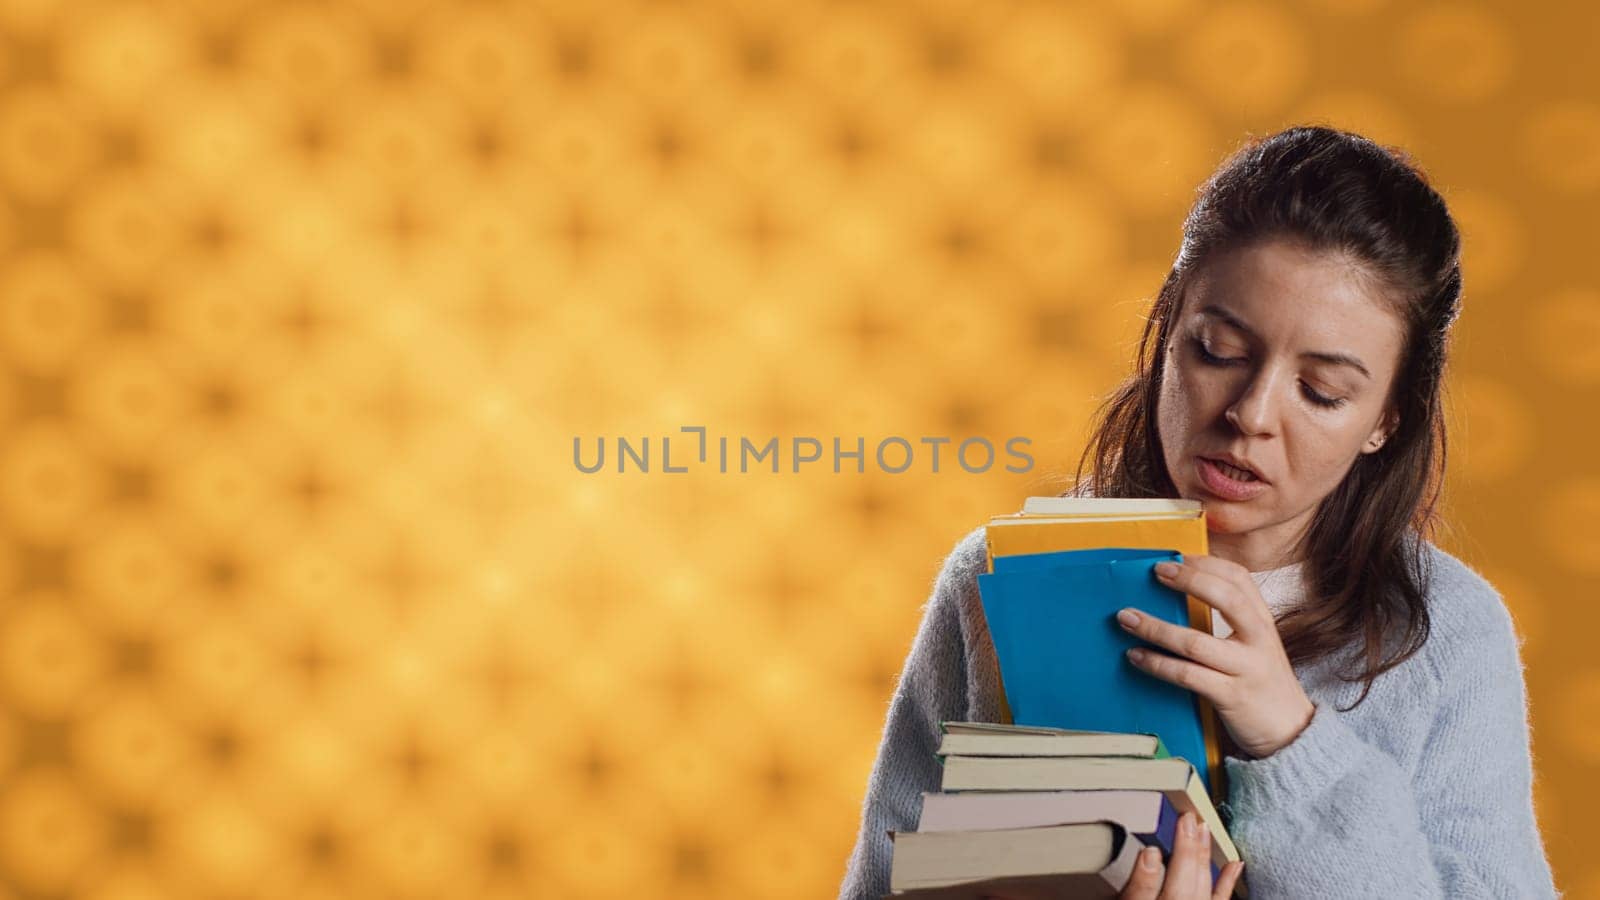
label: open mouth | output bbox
[1205,458,1260,482]
[1196,456,1269,500]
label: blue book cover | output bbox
[976,547,1212,792]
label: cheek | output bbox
[1285,425,1369,493]
[1158,359,1222,443]
[1155,363,1190,450]
[1156,359,1224,487]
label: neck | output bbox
[1206,515,1311,573]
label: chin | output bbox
[1193,497,1258,534]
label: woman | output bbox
[838,126,1559,899]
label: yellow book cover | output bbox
[982,498,1226,801]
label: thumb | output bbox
[1119,845,1164,900]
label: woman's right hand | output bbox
[1118,811,1244,900]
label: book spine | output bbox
[1185,521,1227,803]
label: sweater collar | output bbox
[1249,559,1309,612]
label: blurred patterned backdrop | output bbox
[0,0,1595,897]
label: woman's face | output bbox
[1157,237,1407,570]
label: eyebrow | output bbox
[1198,304,1372,380]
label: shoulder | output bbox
[1414,539,1523,684]
[1417,540,1515,638]
[912,524,990,638]
[929,524,989,601]
[897,525,991,688]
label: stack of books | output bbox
[884,496,1246,899]
[885,721,1242,898]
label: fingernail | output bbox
[1183,813,1197,837]
[1141,846,1160,871]
[1116,608,1140,627]
[1127,647,1145,662]
[1154,562,1178,577]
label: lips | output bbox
[1202,455,1266,483]
[1195,456,1269,501]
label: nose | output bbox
[1224,367,1281,436]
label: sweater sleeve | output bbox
[1222,591,1559,899]
[837,536,976,900]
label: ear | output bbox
[1361,407,1399,454]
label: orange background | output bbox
[0,0,1595,898]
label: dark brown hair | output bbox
[1072,125,1462,710]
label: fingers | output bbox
[1116,606,1245,675]
[1118,845,1163,900]
[1154,558,1271,642]
[1125,644,1230,697]
[1172,556,1262,609]
[1163,811,1209,896]
[1212,861,1245,900]
[1118,818,1235,900]
[1192,825,1213,897]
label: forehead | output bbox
[1182,239,1406,358]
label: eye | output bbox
[1300,382,1348,409]
[1191,336,1242,366]
[1191,337,1350,409]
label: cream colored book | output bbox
[937,721,1167,759]
[938,755,1239,872]
[887,821,1141,899]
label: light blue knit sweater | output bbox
[839,524,1560,899]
